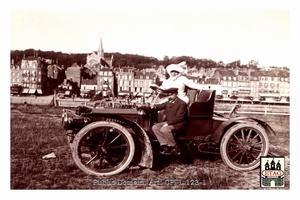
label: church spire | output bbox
[98,37,104,59]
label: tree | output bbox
[248,60,259,69]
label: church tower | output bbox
[97,37,104,59]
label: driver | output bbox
[151,87,188,155]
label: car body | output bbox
[259,96,266,101]
[216,94,223,99]
[273,97,281,101]
[62,89,276,176]
[244,96,254,101]
[230,95,238,100]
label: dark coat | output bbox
[155,97,188,132]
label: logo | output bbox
[260,156,285,188]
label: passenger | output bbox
[160,61,205,104]
[151,87,188,155]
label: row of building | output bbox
[10,38,290,100]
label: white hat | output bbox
[166,62,185,75]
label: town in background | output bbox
[10,38,290,104]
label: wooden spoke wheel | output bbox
[72,121,135,176]
[220,123,269,171]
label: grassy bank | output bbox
[10,104,290,189]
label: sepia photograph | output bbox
[5,0,298,198]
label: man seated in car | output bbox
[151,87,188,155]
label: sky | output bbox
[8,1,293,67]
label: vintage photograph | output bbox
[8,0,294,196]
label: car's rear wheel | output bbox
[220,123,269,171]
[72,121,135,176]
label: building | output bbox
[10,59,22,86]
[10,52,65,96]
[277,71,290,97]
[213,69,238,97]
[133,70,156,95]
[114,67,135,96]
[97,67,116,97]
[250,71,260,98]
[82,37,115,97]
[18,56,45,95]
[80,78,98,98]
[211,67,290,100]
[65,63,81,88]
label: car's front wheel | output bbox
[72,121,135,176]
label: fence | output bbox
[11,96,290,116]
[214,103,290,116]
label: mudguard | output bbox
[131,121,153,168]
[212,116,276,144]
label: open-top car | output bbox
[61,88,276,176]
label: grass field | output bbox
[10,104,290,190]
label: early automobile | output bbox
[61,88,276,176]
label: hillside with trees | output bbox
[9,49,244,69]
[10,49,288,72]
